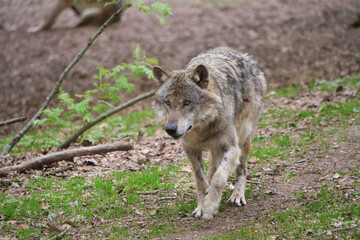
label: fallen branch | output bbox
[58,89,156,149]
[0,141,132,177]
[44,166,74,176]
[0,115,27,128]
[136,190,160,195]
[313,225,359,237]
[158,196,177,201]
[49,228,70,240]
[0,3,132,160]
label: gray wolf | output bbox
[153,47,267,220]
[28,0,123,32]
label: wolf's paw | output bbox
[201,212,215,220]
[192,207,203,218]
[228,193,247,207]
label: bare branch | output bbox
[0,3,132,160]
[48,228,70,240]
[58,89,156,149]
[0,115,27,128]
[44,166,73,176]
[0,141,133,177]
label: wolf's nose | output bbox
[165,123,177,136]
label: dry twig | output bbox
[136,190,160,195]
[0,115,27,128]
[0,3,132,160]
[44,166,74,176]
[48,228,70,240]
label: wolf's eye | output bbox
[184,100,191,106]
[165,100,171,106]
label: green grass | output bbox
[308,75,360,92]
[0,165,183,239]
[267,85,303,98]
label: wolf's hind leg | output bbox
[228,138,251,206]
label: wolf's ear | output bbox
[191,65,209,89]
[153,66,171,84]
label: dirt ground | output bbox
[0,1,360,238]
[1,0,360,136]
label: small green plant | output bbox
[281,170,298,182]
[134,0,173,24]
[38,44,155,127]
[26,44,160,149]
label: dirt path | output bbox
[175,125,360,239]
[1,0,360,136]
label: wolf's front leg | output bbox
[183,147,208,218]
[202,145,241,220]
[228,138,251,206]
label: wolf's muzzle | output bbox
[165,123,178,138]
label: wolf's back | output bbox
[184,46,267,103]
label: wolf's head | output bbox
[153,65,219,139]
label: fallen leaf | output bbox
[149,209,157,216]
[18,224,29,230]
[248,157,259,164]
[265,190,277,195]
[319,121,327,126]
[47,223,61,233]
[135,209,143,216]
[333,173,340,179]
[180,165,192,173]
[8,220,17,225]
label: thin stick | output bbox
[0,115,27,128]
[136,190,160,195]
[49,228,69,240]
[0,3,132,160]
[58,89,156,149]
[44,166,74,176]
[0,141,132,177]
[158,196,177,201]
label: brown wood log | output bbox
[0,141,132,177]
